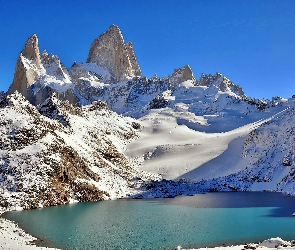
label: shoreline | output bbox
[0,208,60,250]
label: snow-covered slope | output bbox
[125,103,295,197]
[0,92,158,210]
[196,106,295,195]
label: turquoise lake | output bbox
[3,192,295,250]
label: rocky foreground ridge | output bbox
[0,92,159,209]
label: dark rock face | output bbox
[148,95,169,110]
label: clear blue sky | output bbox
[0,0,294,99]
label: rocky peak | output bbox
[37,93,70,126]
[214,73,245,97]
[87,25,142,82]
[22,34,41,68]
[40,49,71,82]
[199,73,245,97]
[199,73,214,87]
[107,24,123,37]
[40,50,50,64]
[124,41,142,77]
[41,50,65,68]
[169,65,196,85]
[7,34,42,99]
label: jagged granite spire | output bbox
[124,41,142,78]
[87,24,142,82]
[8,34,42,98]
[22,34,41,67]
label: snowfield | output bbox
[126,104,294,190]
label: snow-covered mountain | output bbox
[8,24,282,124]
[2,24,295,209]
[0,92,159,209]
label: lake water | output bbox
[3,192,295,250]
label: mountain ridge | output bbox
[7,25,251,110]
[1,25,295,211]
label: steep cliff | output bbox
[8,34,42,99]
[87,24,142,82]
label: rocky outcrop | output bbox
[32,83,79,106]
[199,72,245,97]
[21,34,41,67]
[8,34,42,99]
[169,65,196,85]
[87,25,142,82]
[124,41,142,78]
[8,35,78,105]
[41,50,70,81]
